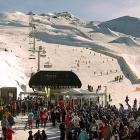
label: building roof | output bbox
[29,70,82,89]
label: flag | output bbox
[45,87,50,98]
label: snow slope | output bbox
[109,37,140,46]
[91,26,119,37]
[0,12,140,107]
[99,16,140,38]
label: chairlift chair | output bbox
[42,50,46,54]
[40,49,46,57]
[28,47,34,51]
[28,54,36,59]
[29,32,33,38]
[29,42,33,44]
[40,53,46,57]
[44,61,52,68]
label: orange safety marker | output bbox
[136,87,140,91]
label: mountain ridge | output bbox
[0,12,140,106]
[99,15,140,37]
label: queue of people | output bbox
[0,96,46,119]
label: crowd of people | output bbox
[59,100,140,140]
[115,75,124,82]
[0,96,49,140]
[1,109,15,140]
[1,96,140,140]
[87,84,102,94]
[27,130,47,140]
[0,96,46,117]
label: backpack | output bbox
[7,115,15,126]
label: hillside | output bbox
[99,16,140,37]
[0,12,140,107]
[109,36,140,46]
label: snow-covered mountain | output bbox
[99,16,140,38]
[1,11,140,107]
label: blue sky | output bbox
[0,0,140,21]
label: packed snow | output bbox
[0,12,140,107]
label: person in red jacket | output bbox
[101,122,106,140]
[65,114,72,128]
[12,100,17,116]
[5,127,15,140]
[40,110,46,127]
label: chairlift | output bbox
[44,61,52,68]
[28,47,34,51]
[28,54,36,59]
[40,53,46,57]
[29,57,36,60]
[42,50,46,54]
[29,42,33,44]
[29,33,33,38]
[36,39,41,41]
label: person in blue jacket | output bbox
[79,128,88,140]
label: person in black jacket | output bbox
[28,131,34,140]
[34,130,42,140]
[51,110,56,127]
[138,126,140,140]
[41,130,47,140]
[59,122,65,140]
[129,126,139,140]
